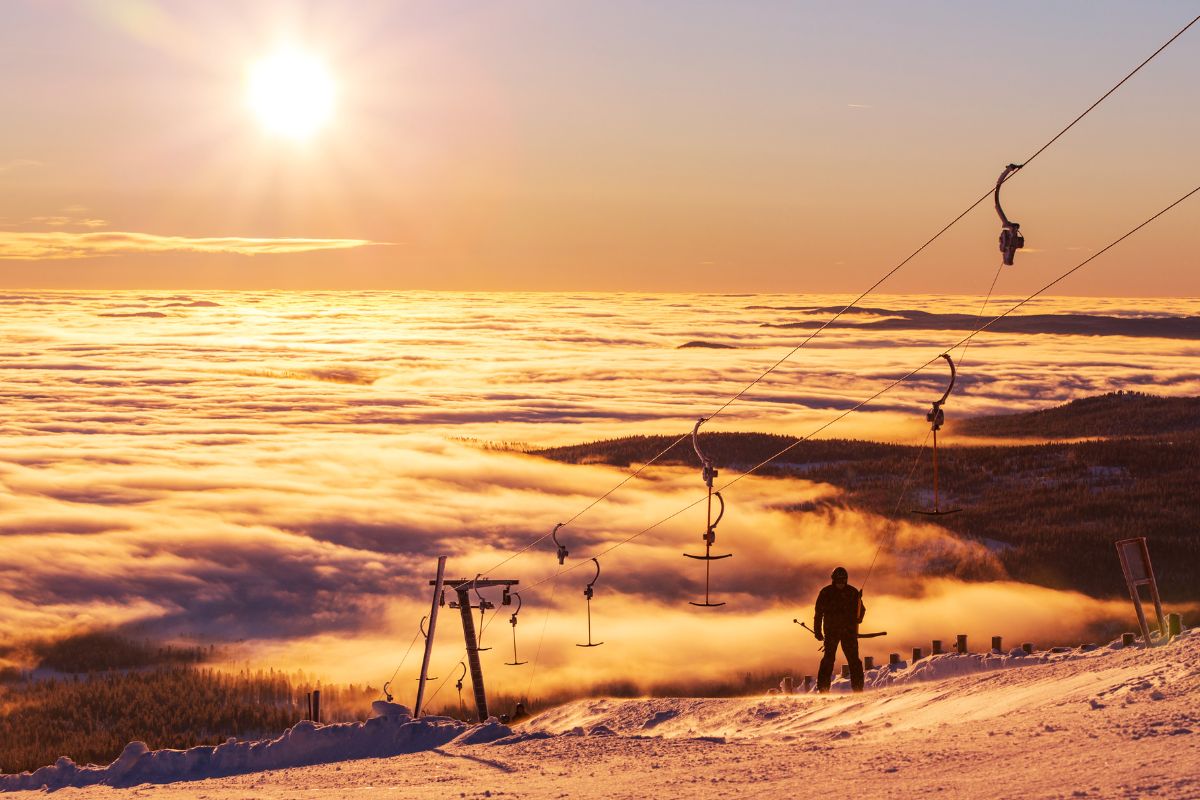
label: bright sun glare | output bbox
[247,50,335,140]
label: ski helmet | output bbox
[831,566,849,582]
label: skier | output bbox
[813,566,866,693]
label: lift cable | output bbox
[1020,13,1199,173]
[512,181,1200,598]
[956,261,1004,370]
[524,562,566,699]
[379,624,424,702]
[475,11,1199,580]
[857,428,933,598]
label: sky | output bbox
[0,1,1198,292]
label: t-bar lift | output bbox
[417,559,518,723]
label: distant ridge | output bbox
[955,391,1200,438]
[757,307,1200,340]
[530,392,1200,601]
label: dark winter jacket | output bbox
[813,584,865,636]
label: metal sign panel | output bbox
[1120,539,1150,582]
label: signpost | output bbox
[1115,537,1165,645]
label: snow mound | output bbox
[529,630,1198,741]
[0,714,513,792]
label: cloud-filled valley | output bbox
[0,291,1194,691]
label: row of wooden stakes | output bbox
[776,625,1182,694]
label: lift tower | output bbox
[426,575,519,722]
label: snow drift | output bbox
[0,705,515,792]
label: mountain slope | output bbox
[7,630,1196,798]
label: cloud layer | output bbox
[0,291,1194,690]
[0,232,386,260]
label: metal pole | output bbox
[458,586,489,721]
[414,556,447,717]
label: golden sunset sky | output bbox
[1,1,1198,293]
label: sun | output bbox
[246,50,335,140]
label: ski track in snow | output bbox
[4,630,1198,798]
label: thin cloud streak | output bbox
[0,159,41,175]
[0,232,389,260]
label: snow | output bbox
[0,710,510,792]
[3,630,1198,798]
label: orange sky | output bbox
[0,1,1197,293]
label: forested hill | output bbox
[530,395,1200,603]
[954,392,1200,439]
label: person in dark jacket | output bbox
[814,566,866,693]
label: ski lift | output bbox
[684,418,731,607]
[472,576,495,651]
[552,522,569,565]
[452,661,467,718]
[912,353,962,516]
[576,558,604,648]
[995,163,1025,266]
[504,592,528,666]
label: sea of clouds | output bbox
[0,291,1196,694]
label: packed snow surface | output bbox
[4,632,1198,798]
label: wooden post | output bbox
[312,690,321,724]
[863,656,874,670]
[1121,632,1136,647]
[305,691,312,721]
[889,653,900,666]
[932,640,943,655]
[956,634,968,655]
[1146,561,1167,636]
[1022,642,1034,654]
[991,636,1003,652]
[782,676,794,694]
[1167,613,1182,639]
[414,556,447,717]
[803,676,813,691]
[912,647,923,662]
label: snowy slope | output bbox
[527,639,1176,740]
[3,630,1198,798]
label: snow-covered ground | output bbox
[5,630,1198,798]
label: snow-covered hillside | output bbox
[4,630,1198,798]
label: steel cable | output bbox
[513,180,1200,598]
[475,11,1200,578]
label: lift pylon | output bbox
[429,574,519,722]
